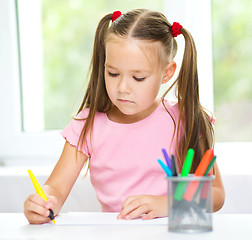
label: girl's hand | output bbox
[118,195,168,220]
[24,193,57,224]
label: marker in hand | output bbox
[28,170,55,224]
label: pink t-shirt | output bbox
[61,100,180,212]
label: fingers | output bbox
[24,211,51,225]
[118,195,156,220]
[24,194,56,224]
[118,195,168,221]
[141,211,156,220]
[45,195,57,209]
[121,195,139,209]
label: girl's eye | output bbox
[108,72,119,77]
[133,76,146,81]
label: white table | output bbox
[0,212,251,240]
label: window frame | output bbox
[0,0,251,174]
[0,0,63,166]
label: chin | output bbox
[119,109,137,116]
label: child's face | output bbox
[104,35,167,119]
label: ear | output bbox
[162,61,177,84]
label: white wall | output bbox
[218,175,252,214]
[0,167,101,213]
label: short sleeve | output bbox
[60,109,90,157]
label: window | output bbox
[212,0,252,174]
[0,0,251,174]
[212,0,252,142]
[165,0,252,175]
[0,0,163,165]
[19,0,164,132]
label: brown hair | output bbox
[76,9,214,172]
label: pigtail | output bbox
[76,13,113,153]
[79,13,112,113]
[175,28,214,172]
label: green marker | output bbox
[181,148,194,176]
[204,156,216,176]
[192,155,216,201]
[174,148,194,201]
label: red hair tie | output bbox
[112,11,122,22]
[171,22,183,37]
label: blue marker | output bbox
[162,148,172,169]
[157,159,172,177]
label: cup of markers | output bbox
[167,174,214,233]
[158,148,216,233]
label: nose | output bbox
[118,76,130,94]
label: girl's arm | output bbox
[119,162,225,220]
[212,162,225,212]
[24,141,88,224]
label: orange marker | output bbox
[183,149,214,201]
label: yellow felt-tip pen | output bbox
[28,169,55,224]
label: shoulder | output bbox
[70,108,107,129]
[74,108,90,120]
[71,109,108,133]
[161,99,179,119]
[61,109,105,157]
[61,109,90,139]
[75,108,106,120]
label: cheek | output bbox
[105,78,111,95]
[137,82,160,104]
[145,80,162,97]
[105,77,111,91]
[105,79,116,100]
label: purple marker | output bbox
[162,148,172,169]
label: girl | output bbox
[24,9,225,224]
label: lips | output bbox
[118,99,134,103]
